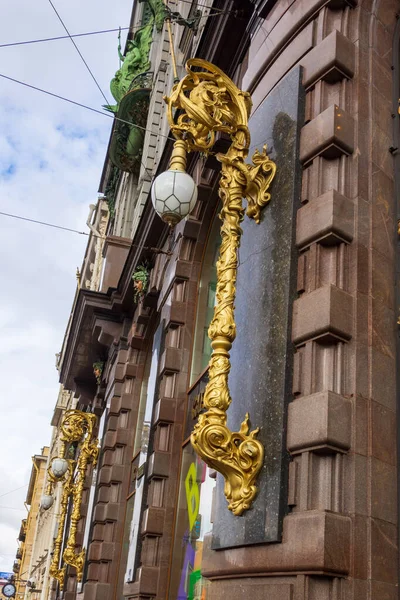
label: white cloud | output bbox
[0,0,133,571]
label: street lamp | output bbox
[40,494,54,511]
[151,59,276,515]
[151,140,198,226]
[50,458,69,479]
[49,410,98,590]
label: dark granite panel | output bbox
[212,67,304,549]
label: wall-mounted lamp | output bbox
[151,59,276,515]
[50,458,69,479]
[151,140,198,226]
[40,494,54,511]
[48,410,98,589]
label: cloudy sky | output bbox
[0,0,132,572]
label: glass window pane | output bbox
[168,443,215,600]
[190,213,221,385]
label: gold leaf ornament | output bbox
[164,59,276,515]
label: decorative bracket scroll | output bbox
[165,59,276,515]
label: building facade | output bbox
[14,0,400,599]
[14,449,49,600]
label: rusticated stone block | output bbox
[116,428,131,445]
[123,566,159,596]
[292,285,353,344]
[107,416,118,431]
[91,523,104,541]
[302,29,355,88]
[207,580,294,600]
[93,503,106,522]
[99,541,115,561]
[103,430,116,449]
[162,300,186,326]
[202,511,350,578]
[104,502,120,522]
[159,346,182,374]
[141,507,165,535]
[110,464,125,483]
[88,542,101,562]
[154,398,176,423]
[122,362,137,378]
[300,105,354,164]
[82,582,111,600]
[120,393,134,411]
[86,562,101,581]
[371,518,398,584]
[287,391,352,453]
[147,451,171,478]
[108,396,121,416]
[174,259,192,280]
[102,450,114,466]
[296,190,354,248]
[98,486,111,503]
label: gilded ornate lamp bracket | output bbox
[164,59,277,515]
[49,410,99,589]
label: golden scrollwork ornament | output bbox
[49,410,98,588]
[165,59,276,515]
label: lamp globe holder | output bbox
[151,140,198,227]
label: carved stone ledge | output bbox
[296,190,354,248]
[287,391,352,454]
[302,30,355,89]
[300,105,354,165]
[292,284,353,344]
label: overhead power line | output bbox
[0,72,175,141]
[47,0,110,107]
[0,484,28,500]
[0,211,95,237]
[0,27,131,49]
[0,5,239,50]
[0,210,174,256]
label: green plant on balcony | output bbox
[132,264,150,302]
[93,362,105,385]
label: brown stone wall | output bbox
[82,317,152,600]
[201,1,399,599]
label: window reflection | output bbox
[169,443,215,600]
[190,213,221,385]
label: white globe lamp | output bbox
[51,457,69,478]
[151,140,197,226]
[40,494,54,511]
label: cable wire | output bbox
[0,211,94,237]
[0,27,131,49]
[0,7,234,51]
[47,0,110,107]
[0,211,174,256]
[0,484,28,500]
[0,72,175,142]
